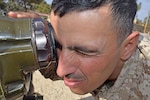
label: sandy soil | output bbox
[32,70,94,100]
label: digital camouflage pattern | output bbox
[92,33,150,100]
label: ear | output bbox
[120,31,139,61]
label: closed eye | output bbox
[75,49,99,56]
[70,47,99,56]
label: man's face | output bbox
[50,6,122,94]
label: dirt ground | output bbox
[32,70,95,100]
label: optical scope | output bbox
[0,16,59,100]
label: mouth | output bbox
[63,77,84,88]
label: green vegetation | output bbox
[0,0,51,14]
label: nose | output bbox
[56,49,79,78]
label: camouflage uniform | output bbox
[92,33,150,100]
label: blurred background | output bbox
[135,0,150,34]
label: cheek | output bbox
[78,54,119,89]
[80,55,111,75]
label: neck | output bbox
[108,61,124,80]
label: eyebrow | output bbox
[55,38,101,54]
[68,46,99,53]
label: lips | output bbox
[64,77,84,88]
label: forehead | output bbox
[50,5,116,45]
[50,5,114,33]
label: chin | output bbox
[70,88,89,95]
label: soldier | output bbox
[8,0,150,100]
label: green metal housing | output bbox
[0,16,38,99]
